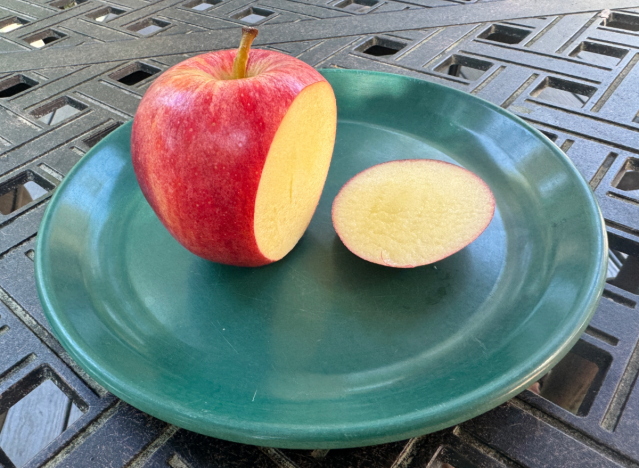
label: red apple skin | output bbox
[131,49,329,267]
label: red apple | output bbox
[332,160,495,268]
[132,28,337,267]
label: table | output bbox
[2,0,639,466]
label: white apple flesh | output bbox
[332,159,496,268]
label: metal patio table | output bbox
[2,0,639,466]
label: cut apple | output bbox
[132,27,338,267]
[332,160,495,268]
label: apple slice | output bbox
[332,160,495,268]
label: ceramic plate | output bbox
[35,69,607,448]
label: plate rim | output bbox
[35,68,608,448]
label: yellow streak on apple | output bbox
[254,81,337,261]
[332,160,495,268]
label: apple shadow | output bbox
[326,234,454,304]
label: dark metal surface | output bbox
[3,0,639,466]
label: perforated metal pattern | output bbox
[3,0,639,466]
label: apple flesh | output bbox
[131,29,337,267]
[332,160,495,268]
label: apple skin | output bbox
[131,49,330,267]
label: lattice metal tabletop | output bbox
[3,0,639,466]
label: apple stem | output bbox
[231,27,258,80]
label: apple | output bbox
[131,27,337,267]
[331,160,495,268]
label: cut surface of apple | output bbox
[254,80,336,261]
[332,160,496,268]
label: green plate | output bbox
[35,69,607,449]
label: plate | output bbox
[35,69,607,449]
